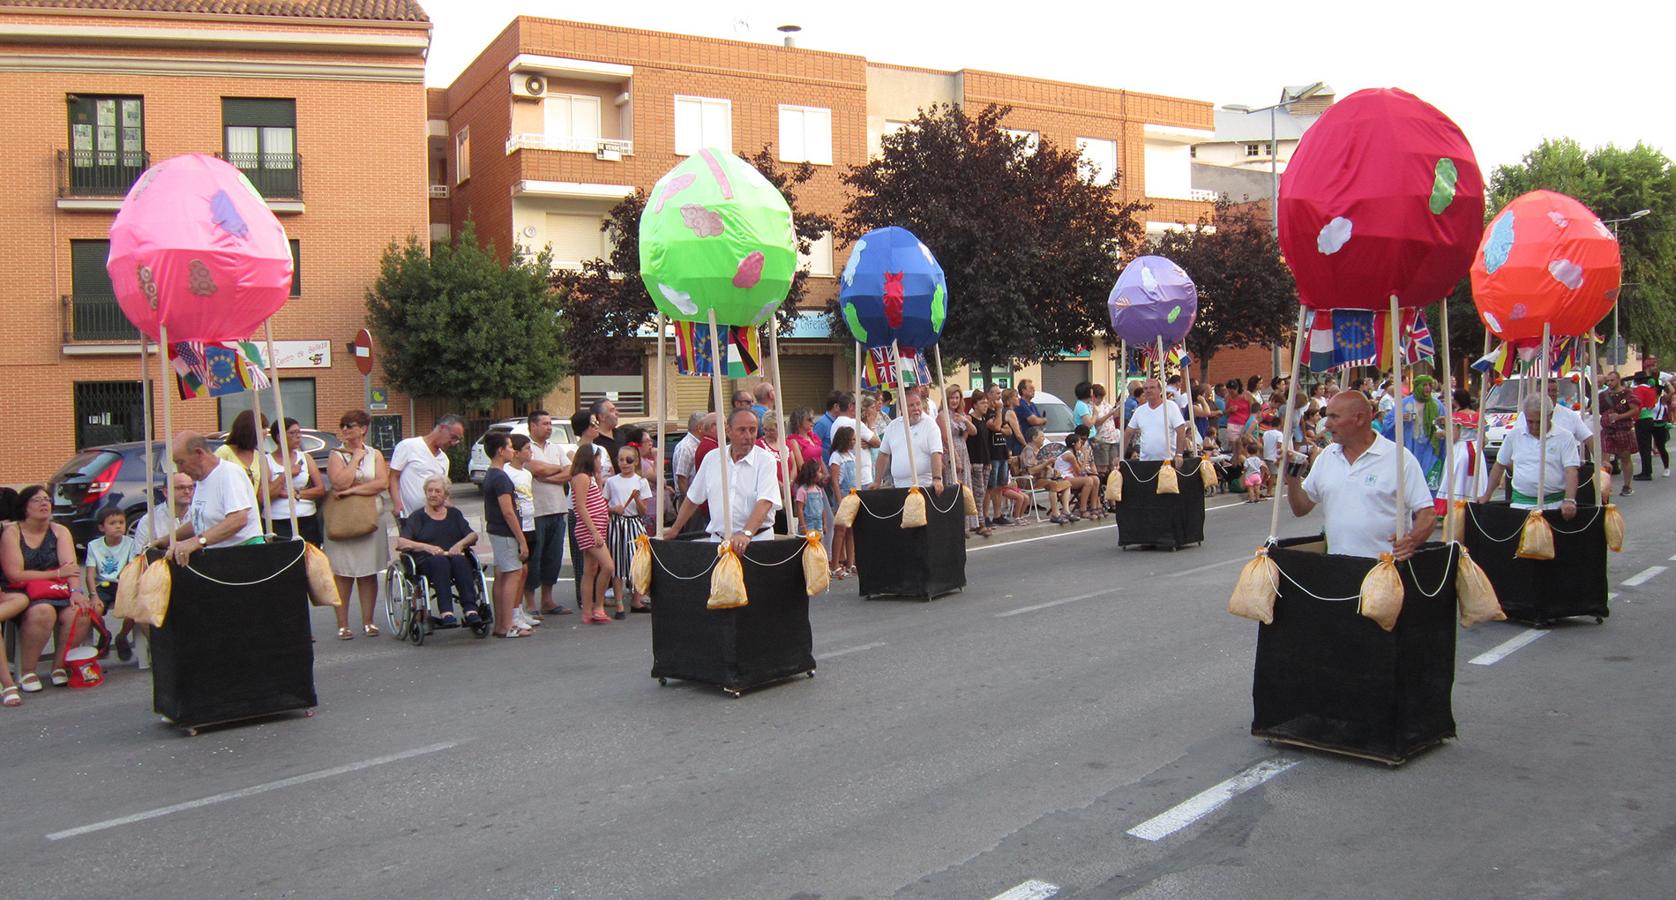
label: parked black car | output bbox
[47,430,339,554]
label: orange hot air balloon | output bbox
[1471,191,1621,342]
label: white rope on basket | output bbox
[1545,506,1603,534]
[1465,502,1601,540]
[1404,543,1457,599]
[743,542,810,568]
[1118,461,1159,484]
[650,547,718,581]
[1265,546,1453,603]
[183,542,307,587]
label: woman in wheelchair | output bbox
[394,476,480,627]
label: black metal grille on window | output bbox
[74,381,146,448]
[68,240,139,342]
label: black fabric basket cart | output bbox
[149,540,317,733]
[1460,501,1610,626]
[851,487,967,601]
[1252,537,1458,765]
[1115,459,1206,551]
[647,535,816,696]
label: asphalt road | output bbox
[3,482,1673,899]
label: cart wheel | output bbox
[471,623,489,639]
[410,614,425,646]
[186,727,199,737]
[1594,616,1605,625]
[304,709,315,718]
[806,671,815,679]
[724,688,742,698]
[658,677,668,686]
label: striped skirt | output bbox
[608,512,646,581]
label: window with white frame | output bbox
[778,105,832,165]
[882,119,912,139]
[543,94,601,150]
[1004,128,1039,155]
[798,231,834,277]
[1077,137,1118,186]
[674,96,731,156]
[455,126,471,184]
[1245,142,1261,157]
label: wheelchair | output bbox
[381,550,493,645]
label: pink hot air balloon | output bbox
[107,154,293,342]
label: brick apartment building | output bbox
[0,0,431,483]
[431,17,1219,418]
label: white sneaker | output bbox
[511,609,537,631]
[521,609,543,627]
[1665,469,1670,478]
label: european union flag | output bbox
[1332,310,1378,369]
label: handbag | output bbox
[12,579,72,601]
[322,448,381,540]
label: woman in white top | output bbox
[605,445,652,615]
[1055,432,1099,522]
[267,417,325,546]
[325,409,389,640]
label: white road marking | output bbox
[968,502,1244,554]
[1167,555,1250,578]
[1468,629,1548,666]
[1126,757,1299,842]
[45,741,460,841]
[816,641,887,661]
[995,588,1116,617]
[1667,553,1676,561]
[1622,566,1666,587]
[990,879,1060,900]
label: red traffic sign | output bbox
[352,328,374,376]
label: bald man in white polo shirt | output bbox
[1287,391,1436,560]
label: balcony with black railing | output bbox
[217,152,302,200]
[57,149,150,199]
[64,294,141,343]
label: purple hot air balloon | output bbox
[1108,255,1197,347]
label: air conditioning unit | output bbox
[596,139,632,161]
[510,73,547,98]
[428,184,449,199]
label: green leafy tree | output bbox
[1486,139,1676,356]
[1151,198,1297,378]
[551,148,835,373]
[840,104,1148,385]
[365,222,567,411]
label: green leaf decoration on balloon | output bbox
[842,302,868,342]
[931,281,946,333]
[1429,158,1459,215]
[1166,305,1181,324]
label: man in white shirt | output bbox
[876,390,945,490]
[168,432,263,564]
[1288,392,1436,560]
[388,414,463,519]
[136,472,195,549]
[665,409,782,553]
[1480,395,1580,516]
[672,412,707,498]
[523,409,573,616]
[1125,380,1189,462]
[1545,379,1593,458]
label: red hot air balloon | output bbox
[1470,191,1621,342]
[1278,88,1485,311]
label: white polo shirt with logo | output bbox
[1300,434,1434,559]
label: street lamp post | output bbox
[1602,208,1651,364]
[1222,82,1326,376]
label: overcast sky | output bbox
[421,0,1669,175]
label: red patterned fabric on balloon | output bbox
[1470,191,1620,342]
[1278,88,1485,311]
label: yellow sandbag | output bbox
[961,484,978,515]
[135,557,173,628]
[707,543,748,609]
[1604,503,1624,553]
[1358,553,1404,632]
[629,533,654,596]
[111,554,147,621]
[1226,547,1279,624]
[835,489,861,528]
[1156,463,1179,495]
[801,531,830,596]
[303,542,342,607]
[1516,509,1555,560]
[1105,468,1123,504]
[1454,546,1505,628]
[1444,499,1468,543]
[902,486,927,528]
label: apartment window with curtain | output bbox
[544,94,601,151]
[455,126,471,184]
[223,98,298,199]
[66,95,145,195]
[673,96,731,156]
[777,105,832,165]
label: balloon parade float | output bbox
[1459,190,1623,626]
[833,226,968,601]
[1107,255,1206,551]
[1228,89,1493,764]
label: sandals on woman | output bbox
[336,627,354,640]
[18,673,42,693]
[50,668,69,687]
[2,685,21,707]
[363,623,380,637]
